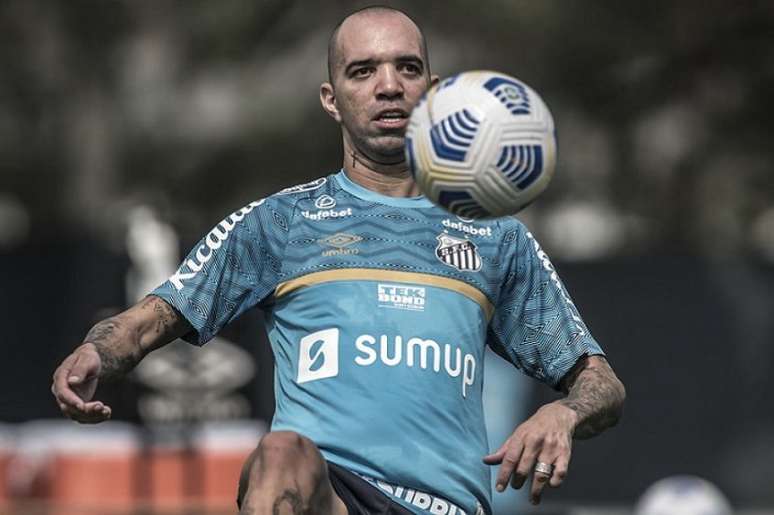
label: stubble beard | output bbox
[348,130,407,167]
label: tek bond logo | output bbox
[297,328,476,398]
[377,283,426,311]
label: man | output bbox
[51,7,625,515]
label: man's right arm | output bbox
[51,295,191,423]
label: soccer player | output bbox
[51,6,625,515]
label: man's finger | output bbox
[78,411,111,424]
[52,357,85,409]
[60,403,83,420]
[62,403,111,424]
[82,401,111,416]
[482,446,506,465]
[529,454,554,505]
[510,438,539,490]
[67,352,98,384]
[495,440,524,492]
[550,449,571,488]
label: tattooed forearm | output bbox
[145,294,183,338]
[558,355,626,439]
[82,296,190,380]
[84,317,142,379]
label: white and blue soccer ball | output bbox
[634,476,733,515]
[406,70,556,218]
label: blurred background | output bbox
[1,0,773,514]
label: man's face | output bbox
[326,12,433,163]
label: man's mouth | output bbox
[373,109,409,129]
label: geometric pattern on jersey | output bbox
[151,170,604,515]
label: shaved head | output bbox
[319,5,437,165]
[327,6,429,85]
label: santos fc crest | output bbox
[435,233,482,272]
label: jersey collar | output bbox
[334,170,435,208]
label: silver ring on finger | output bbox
[534,461,554,476]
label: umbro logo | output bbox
[318,233,362,256]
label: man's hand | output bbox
[483,355,625,505]
[51,343,112,423]
[50,296,192,424]
[483,402,577,505]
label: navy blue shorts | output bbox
[236,457,412,514]
[328,461,414,515]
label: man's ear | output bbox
[430,74,440,88]
[320,82,341,122]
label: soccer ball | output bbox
[634,476,732,515]
[405,70,556,218]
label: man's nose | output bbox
[375,66,404,99]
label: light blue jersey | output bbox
[152,170,604,515]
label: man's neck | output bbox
[343,149,422,198]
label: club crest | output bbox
[435,233,482,272]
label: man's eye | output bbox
[400,64,421,75]
[353,68,372,78]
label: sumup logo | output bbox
[297,328,339,384]
[297,328,477,398]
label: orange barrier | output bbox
[48,452,137,508]
[3,420,264,510]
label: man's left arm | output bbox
[483,354,625,505]
[557,354,626,439]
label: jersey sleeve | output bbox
[151,197,288,345]
[487,220,605,389]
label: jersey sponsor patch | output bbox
[297,328,339,384]
[377,283,426,312]
[297,328,477,397]
[302,195,354,220]
[277,177,327,195]
[435,234,482,272]
[168,199,265,290]
[301,207,352,221]
[441,218,493,237]
[315,195,336,209]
